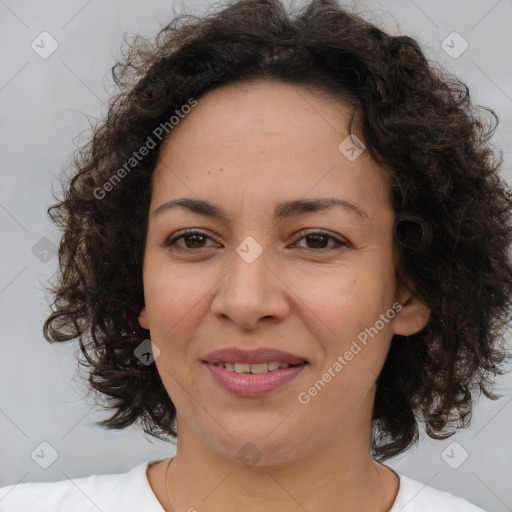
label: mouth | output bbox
[209,361,308,374]
[201,347,309,396]
[202,359,309,398]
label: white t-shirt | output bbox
[0,459,486,511]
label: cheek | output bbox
[143,257,207,322]
[291,266,389,333]
[298,264,395,367]
[142,260,217,366]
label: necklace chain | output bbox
[164,456,176,512]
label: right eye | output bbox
[165,229,217,251]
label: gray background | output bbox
[0,0,511,510]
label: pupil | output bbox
[308,234,326,248]
[187,234,205,248]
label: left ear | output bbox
[392,287,430,336]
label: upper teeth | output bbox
[216,362,291,374]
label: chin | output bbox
[211,424,303,467]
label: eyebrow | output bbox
[153,197,368,220]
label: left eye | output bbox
[293,231,347,251]
[165,230,347,252]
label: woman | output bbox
[1,0,511,510]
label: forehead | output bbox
[162,79,357,147]
[150,80,392,219]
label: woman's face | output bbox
[139,80,428,463]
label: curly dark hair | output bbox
[44,0,512,461]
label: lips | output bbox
[202,347,308,366]
[202,347,309,397]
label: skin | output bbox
[139,79,430,512]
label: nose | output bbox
[210,245,290,329]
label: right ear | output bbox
[138,306,150,330]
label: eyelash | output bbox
[165,229,348,253]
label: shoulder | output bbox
[0,460,163,512]
[391,473,487,512]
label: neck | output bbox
[156,423,398,512]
